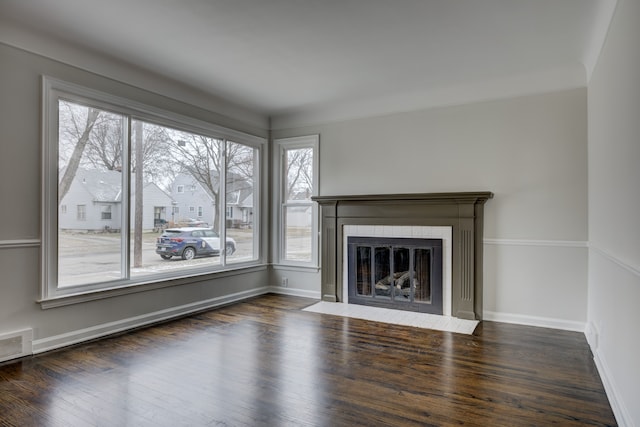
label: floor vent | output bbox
[0,329,33,363]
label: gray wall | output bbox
[0,42,270,347]
[273,88,589,329]
[588,0,640,424]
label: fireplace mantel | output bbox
[312,192,493,320]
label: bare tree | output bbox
[58,103,101,203]
[82,115,123,171]
[171,134,224,231]
[226,141,255,196]
[132,123,177,186]
[285,148,313,200]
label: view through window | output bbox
[47,86,262,295]
[277,136,318,265]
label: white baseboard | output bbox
[267,286,321,300]
[483,310,586,332]
[592,348,631,427]
[32,286,271,354]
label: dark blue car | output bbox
[156,227,236,260]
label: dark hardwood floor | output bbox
[0,294,616,426]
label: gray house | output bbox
[169,172,254,228]
[59,168,174,231]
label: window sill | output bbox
[39,263,268,309]
[271,263,320,273]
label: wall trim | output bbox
[32,286,271,354]
[483,310,586,332]
[267,286,321,300]
[590,244,640,278]
[592,348,631,427]
[483,238,587,248]
[0,239,40,249]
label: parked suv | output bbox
[155,227,236,260]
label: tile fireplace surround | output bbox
[312,192,493,320]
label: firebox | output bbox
[347,236,443,314]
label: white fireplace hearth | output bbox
[303,300,479,334]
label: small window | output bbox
[101,205,112,220]
[60,205,67,214]
[275,135,319,266]
[197,206,203,217]
[189,206,195,213]
[77,205,86,221]
[177,185,184,193]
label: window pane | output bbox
[226,141,258,263]
[130,121,223,278]
[57,100,125,287]
[285,148,313,202]
[283,205,312,262]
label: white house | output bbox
[169,172,254,228]
[59,168,174,231]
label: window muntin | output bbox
[275,136,318,266]
[43,77,264,300]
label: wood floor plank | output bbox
[0,294,617,426]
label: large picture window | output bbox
[42,77,264,301]
[275,135,319,266]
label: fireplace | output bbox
[312,192,493,320]
[348,236,443,314]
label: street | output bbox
[57,229,258,287]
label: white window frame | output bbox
[41,76,265,305]
[274,135,319,267]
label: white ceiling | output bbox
[0,0,617,128]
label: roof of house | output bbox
[74,169,122,202]
[69,169,173,203]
